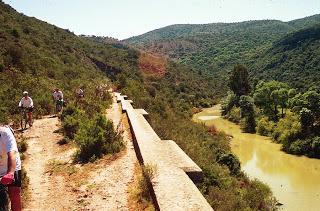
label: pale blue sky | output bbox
[3,0,320,39]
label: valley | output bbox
[1,1,320,210]
[194,107,320,211]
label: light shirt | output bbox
[18,96,33,108]
[76,89,84,95]
[0,126,21,176]
[53,91,63,101]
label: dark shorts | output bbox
[8,170,21,187]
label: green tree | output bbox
[278,88,288,117]
[303,90,320,118]
[300,108,314,135]
[253,80,289,120]
[228,64,251,97]
[239,95,256,133]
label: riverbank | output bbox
[193,107,320,211]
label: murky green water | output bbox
[193,106,320,211]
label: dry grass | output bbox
[128,163,155,211]
[138,52,167,78]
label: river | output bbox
[193,106,320,211]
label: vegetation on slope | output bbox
[115,64,276,210]
[126,14,320,95]
[250,24,320,89]
[0,1,137,124]
[1,1,276,209]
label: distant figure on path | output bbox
[52,88,64,114]
[18,91,34,126]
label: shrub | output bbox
[217,152,241,176]
[311,137,320,157]
[6,45,23,66]
[75,114,124,162]
[272,112,301,144]
[288,139,311,155]
[226,107,241,123]
[62,105,84,139]
[34,95,53,115]
[61,105,82,121]
[0,63,4,71]
[221,92,237,115]
[11,29,20,38]
[139,164,157,199]
[17,139,28,153]
[63,115,81,140]
[21,166,30,202]
[243,179,276,210]
[256,117,275,136]
[240,115,256,133]
[208,186,244,210]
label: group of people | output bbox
[17,88,65,127]
[0,88,73,211]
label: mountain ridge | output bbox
[125,13,320,93]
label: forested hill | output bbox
[250,23,320,89]
[125,14,320,92]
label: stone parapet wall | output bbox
[114,92,213,211]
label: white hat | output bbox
[23,91,28,95]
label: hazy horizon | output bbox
[3,0,320,39]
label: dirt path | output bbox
[79,96,138,210]
[22,95,138,210]
[23,117,77,210]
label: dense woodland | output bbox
[0,1,277,210]
[222,65,320,158]
[126,15,320,96]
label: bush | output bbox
[256,117,275,136]
[34,94,53,116]
[240,115,256,133]
[0,63,4,71]
[311,137,320,156]
[226,107,241,123]
[243,179,276,210]
[221,92,238,115]
[11,29,20,38]
[62,105,84,139]
[272,112,301,144]
[17,139,28,153]
[61,105,82,121]
[63,115,81,140]
[217,152,241,176]
[288,139,311,155]
[75,114,124,162]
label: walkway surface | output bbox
[79,94,138,210]
[23,117,77,210]
[23,96,138,210]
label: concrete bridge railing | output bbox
[114,92,213,211]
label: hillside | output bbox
[250,24,320,89]
[0,1,278,210]
[0,1,140,123]
[125,14,320,92]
